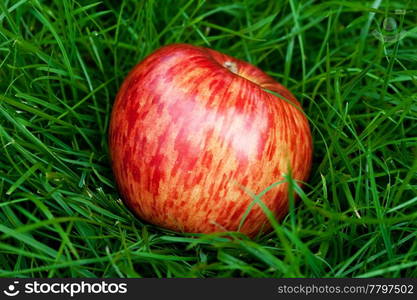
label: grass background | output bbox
[0,0,416,278]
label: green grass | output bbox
[0,0,416,278]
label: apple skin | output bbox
[109,44,312,237]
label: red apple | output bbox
[109,44,312,237]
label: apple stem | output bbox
[223,61,238,74]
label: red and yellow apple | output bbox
[109,44,312,236]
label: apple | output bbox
[109,44,312,237]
